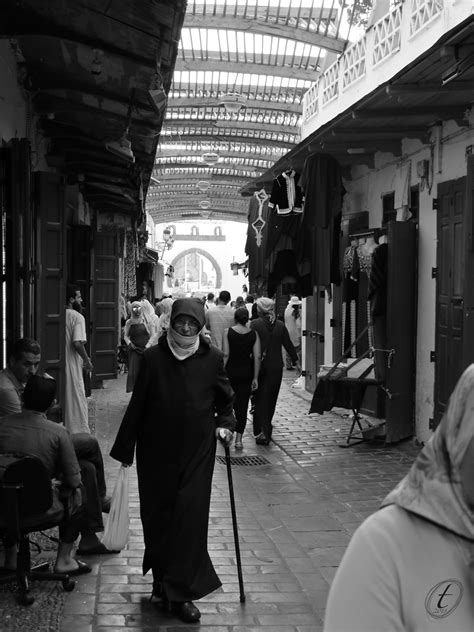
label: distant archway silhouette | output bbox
[167,248,222,289]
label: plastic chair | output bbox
[0,453,76,605]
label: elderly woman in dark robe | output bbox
[110,298,235,624]
[249,297,299,445]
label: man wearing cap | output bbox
[284,296,302,370]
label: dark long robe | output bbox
[249,317,298,440]
[110,333,236,602]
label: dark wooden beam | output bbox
[352,106,467,120]
[311,140,402,155]
[386,82,473,95]
[34,94,160,132]
[28,67,154,112]
[64,161,131,177]
[329,127,429,139]
[1,22,156,68]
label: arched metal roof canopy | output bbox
[147,0,349,224]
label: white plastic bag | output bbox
[101,465,130,551]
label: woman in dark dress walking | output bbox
[110,298,235,624]
[250,297,299,445]
[223,307,261,450]
[123,301,152,393]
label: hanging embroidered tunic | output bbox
[268,170,304,215]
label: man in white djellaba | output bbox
[65,284,93,434]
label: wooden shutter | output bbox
[92,231,118,381]
[385,220,417,442]
[35,172,66,392]
[462,156,474,373]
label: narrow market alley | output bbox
[2,372,419,632]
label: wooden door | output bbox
[6,140,32,342]
[92,231,119,381]
[462,157,474,372]
[304,288,325,392]
[0,149,8,366]
[305,294,317,391]
[434,178,466,425]
[35,172,66,392]
[385,221,417,442]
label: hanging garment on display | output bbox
[251,189,268,246]
[268,170,304,215]
[368,242,388,383]
[353,239,373,358]
[297,153,344,288]
[124,231,137,299]
[245,189,271,290]
[263,211,311,298]
[360,236,377,350]
[342,243,358,357]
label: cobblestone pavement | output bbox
[3,371,420,631]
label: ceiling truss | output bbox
[147,0,348,224]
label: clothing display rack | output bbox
[311,324,392,447]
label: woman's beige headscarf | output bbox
[256,297,276,324]
[167,298,205,361]
[128,300,152,335]
[382,364,474,541]
[158,297,173,332]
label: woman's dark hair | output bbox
[23,375,57,412]
[234,307,249,325]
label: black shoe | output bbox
[150,582,169,607]
[255,433,270,446]
[170,601,201,623]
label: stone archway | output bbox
[167,247,223,291]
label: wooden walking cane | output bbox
[224,443,246,603]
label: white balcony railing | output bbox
[302,0,462,128]
[342,38,367,89]
[410,0,444,37]
[373,5,402,67]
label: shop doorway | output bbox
[304,289,325,392]
[434,177,466,426]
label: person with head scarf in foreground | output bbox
[249,297,299,445]
[110,299,235,624]
[324,364,474,632]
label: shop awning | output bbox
[0,0,187,218]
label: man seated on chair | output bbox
[0,375,91,575]
[0,338,116,555]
